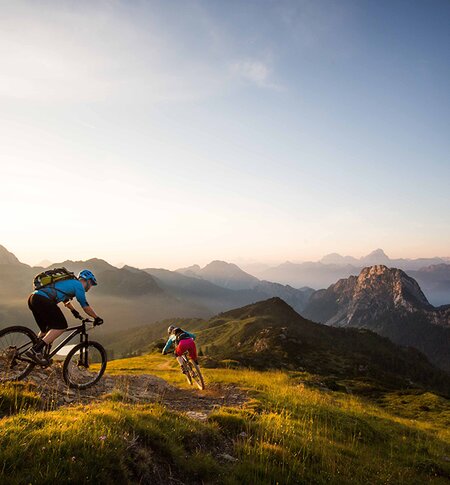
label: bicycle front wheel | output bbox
[188,360,205,390]
[0,326,37,383]
[63,341,107,389]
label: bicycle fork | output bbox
[78,334,89,368]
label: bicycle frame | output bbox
[14,321,93,362]
[46,322,91,359]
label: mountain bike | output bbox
[179,351,205,390]
[0,318,107,389]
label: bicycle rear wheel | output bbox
[0,326,37,382]
[182,356,193,385]
[188,360,205,390]
[63,341,107,389]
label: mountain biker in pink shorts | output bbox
[162,325,198,371]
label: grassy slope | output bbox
[102,299,450,397]
[1,353,450,484]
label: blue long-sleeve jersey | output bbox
[34,279,89,308]
[162,330,196,354]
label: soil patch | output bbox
[22,364,247,419]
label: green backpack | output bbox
[33,267,77,290]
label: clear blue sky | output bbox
[1,0,449,268]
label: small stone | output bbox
[219,453,238,462]
[239,432,247,438]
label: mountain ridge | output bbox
[0,245,23,266]
[303,265,450,371]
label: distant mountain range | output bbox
[303,265,450,372]
[152,260,314,313]
[0,245,311,334]
[1,244,449,372]
[0,250,207,334]
[246,249,450,306]
[318,248,449,269]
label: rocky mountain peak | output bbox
[304,265,436,329]
[303,265,450,371]
[354,265,430,311]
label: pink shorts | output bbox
[175,338,197,361]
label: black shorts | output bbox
[28,294,68,333]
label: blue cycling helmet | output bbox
[78,269,98,286]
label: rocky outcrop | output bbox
[305,265,449,327]
[303,265,450,371]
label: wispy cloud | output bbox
[0,1,283,104]
[230,59,282,90]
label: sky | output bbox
[1,0,449,269]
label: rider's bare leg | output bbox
[176,356,184,366]
[42,329,65,345]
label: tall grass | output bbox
[108,353,450,483]
[1,352,450,484]
[208,370,450,483]
[0,382,41,417]
[0,401,224,484]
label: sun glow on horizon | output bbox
[1,1,449,268]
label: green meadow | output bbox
[1,352,449,484]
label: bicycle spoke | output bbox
[0,328,36,382]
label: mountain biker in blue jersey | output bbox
[26,270,103,365]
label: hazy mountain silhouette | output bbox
[145,265,312,314]
[176,260,259,290]
[45,259,162,297]
[408,264,450,306]
[0,245,23,265]
[303,265,450,371]
[0,246,310,335]
[0,248,209,334]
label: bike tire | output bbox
[0,326,38,382]
[188,360,205,390]
[62,341,107,389]
[182,358,193,385]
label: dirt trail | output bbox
[23,364,247,420]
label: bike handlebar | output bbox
[74,316,103,326]
[75,316,94,324]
